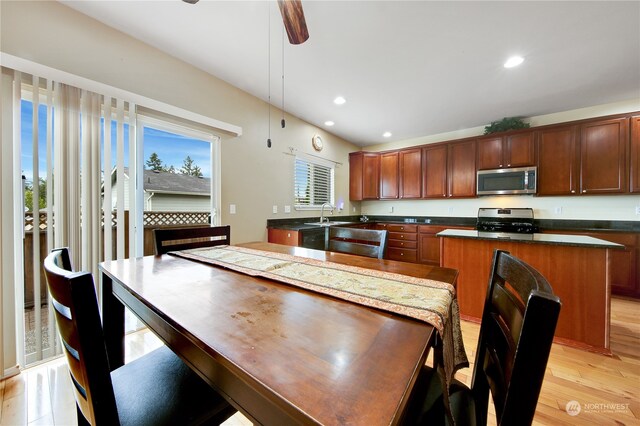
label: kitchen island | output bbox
[438,229,623,354]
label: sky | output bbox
[20,100,212,183]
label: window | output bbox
[294,155,334,209]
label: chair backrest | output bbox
[43,248,119,425]
[471,250,561,426]
[153,225,231,255]
[324,227,388,259]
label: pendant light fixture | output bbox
[267,2,272,148]
[281,26,286,129]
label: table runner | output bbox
[171,245,468,417]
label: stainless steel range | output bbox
[476,208,538,239]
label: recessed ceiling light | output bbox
[383,132,392,138]
[504,56,524,68]
[333,96,346,105]
[324,121,335,126]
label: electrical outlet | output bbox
[272,205,278,214]
[448,207,454,214]
[554,206,562,214]
[636,205,640,215]
[389,206,394,213]
[229,204,236,214]
[284,205,291,213]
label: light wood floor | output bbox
[1,297,638,425]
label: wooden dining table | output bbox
[99,242,458,426]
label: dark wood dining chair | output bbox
[402,249,561,426]
[153,225,230,255]
[325,226,388,259]
[43,248,236,426]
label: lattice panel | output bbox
[24,212,48,231]
[25,211,208,230]
[143,211,210,227]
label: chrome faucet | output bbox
[320,203,334,223]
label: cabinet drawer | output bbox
[387,239,417,249]
[387,224,418,233]
[388,232,418,241]
[387,247,417,262]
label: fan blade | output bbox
[277,0,309,45]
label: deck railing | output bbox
[23,210,210,308]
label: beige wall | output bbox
[0,0,360,244]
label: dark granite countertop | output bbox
[267,215,638,233]
[437,229,624,249]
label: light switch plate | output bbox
[230,204,236,214]
[284,205,291,213]
[272,205,278,214]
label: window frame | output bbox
[294,153,335,211]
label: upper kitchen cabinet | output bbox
[477,131,535,170]
[630,115,640,193]
[447,140,477,198]
[580,117,629,194]
[349,152,380,200]
[537,117,629,195]
[537,125,580,195]
[422,144,448,198]
[380,151,399,199]
[399,148,422,199]
[422,140,476,198]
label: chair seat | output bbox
[111,346,235,426]
[404,365,477,426]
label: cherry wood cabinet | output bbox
[418,225,473,266]
[386,224,418,262]
[541,229,639,299]
[267,228,301,246]
[447,140,477,198]
[422,141,476,198]
[399,148,422,199]
[537,125,580,195]
[537,118,629,196]
[349,152,380,200]
[477,131,535,170]
[379,152,399,199]
[580,117,629,194]
[349,112,637,200]
[422,145,448,198]
[630,115,640,193]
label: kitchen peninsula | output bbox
[438,229,623,353]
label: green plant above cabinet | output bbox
[477,132,535,170]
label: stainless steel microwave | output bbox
[476,166,536,195]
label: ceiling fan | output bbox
[182,0,309,45]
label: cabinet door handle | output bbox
[499,164,503,168]
[400,253,404,256]
[582,190,587,193]
[571,190,576,194]
[507,164,511,167]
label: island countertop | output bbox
[437,229,624,249]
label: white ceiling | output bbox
[60,1,640,146]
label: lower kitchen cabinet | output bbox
[418,225,473,266]
[543,229,639,298]
[267,228,301,246]
[386,224,418,262]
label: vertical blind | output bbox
[294,156,334,208]
[1,68,136,367]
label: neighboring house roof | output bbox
[110,167,210,195]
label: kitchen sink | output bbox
[304,221,354,227]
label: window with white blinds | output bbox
[294,156,334,209]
